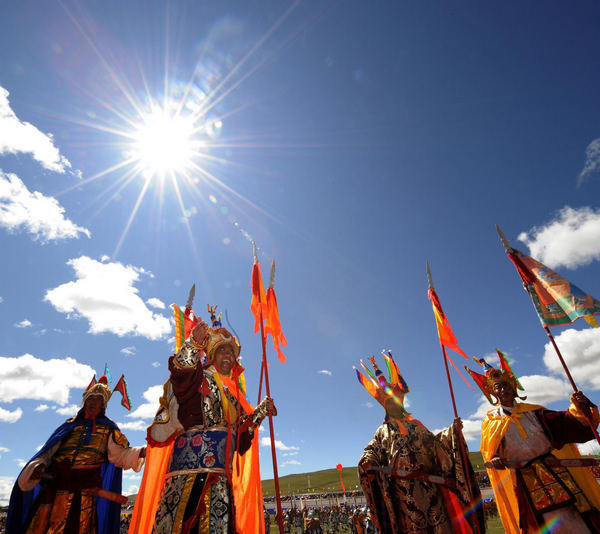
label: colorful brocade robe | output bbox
[129,338,265,534]
[481,401,600,533]
[7,415,143,534]
[358,418,484,534]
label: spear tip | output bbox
[426,261,434,290]
[496,224,511,252]
[185,284,196,310]
[252,241,258,264]
[269,259,276,289]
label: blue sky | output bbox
[2,0,600,502]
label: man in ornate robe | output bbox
[130,316,275,534]
[476,362,600,533]
[7,376,145,534]
[356,353,484,534]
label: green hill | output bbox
[262,452,487,496]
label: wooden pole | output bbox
[253,246,285,533]
[543,325,600,446]
[496,225,600,446]
[428,262,481,534]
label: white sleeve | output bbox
[17,442,60,492]
[108,435,145,472]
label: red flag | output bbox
[85,375,97,393]
[428,288,468,359]
[113,374,131,410]
[428,287,472,389]
[265,287,287,363]
[250,262,267,334]
[336,464,346,492]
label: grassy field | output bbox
[262,452,487,496]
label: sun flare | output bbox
[131,109,200,176]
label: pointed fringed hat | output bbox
[82,374,112,406]
[354,351,410,414]
[82,373,132,410]
[464,348,525,405]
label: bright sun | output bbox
[131,109,200,176]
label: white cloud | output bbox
[35,404,49,412]
[152,361,161,368]
[0,475,15,506]
[281,460,301,467]
[542,327,600,390]
[362,401,375,408]
[121,346,136,356]
[317,369,332,376]
[127,385,163,420]
[0,353,94,405]
[45,256,171,340]
[0,406,23,423]
[100,255,111,262]
[260,437,299,451]
[283,451,299,457]
[518,374,573,405]
[117,420,148,432]
[146,298,166,310]
[518,206,600,269]
[578,139,600,187]
[14,319,32,328]
[125,484,140,495]
[0,446,9,454]
[0,171,90,241]
[56,404,80,416]
[578,439,600,456]
[0,296,4,303]
[0,86,71,173]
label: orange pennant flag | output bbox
[250,262,267,334]
[428,287,468,359]
[265,287,287,363]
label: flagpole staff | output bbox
[496,225,600,446]
[253,244,285,534]
[427,263,481,534]
[427,263,459,418]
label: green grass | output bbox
[262,452,486,496]
[262,467,360,496]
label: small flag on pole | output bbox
[103,363,113,384]
[427,263,472,389]
[250,245,268,334]
[265,261,287,363]
[113,374,131,410]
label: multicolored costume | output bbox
[467,350,600,533]
[129,307,267,534]
[356,352,484,534]
[7,375,144,534]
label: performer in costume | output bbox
[356,352,484,534]
[130,306,276,534]
[466,351,600,533]
[7,375,145,534]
